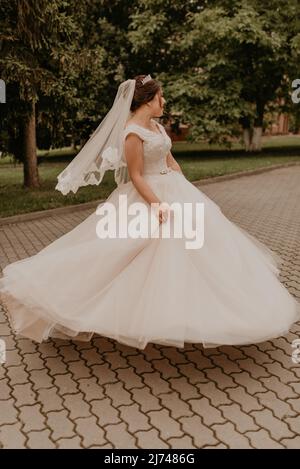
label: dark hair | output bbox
[130,75,161,112]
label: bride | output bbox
[0,74,299,350]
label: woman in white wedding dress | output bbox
[0,74,299,350]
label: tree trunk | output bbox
[240,101,265,152]
[249,100,265,152]
[23,101,40,188]
[243,128,252,151]
[250,126,263,151]
[240,116,252,151]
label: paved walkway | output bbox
[0,166,299,449]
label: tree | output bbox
[128,0,300,150]
[0,0,138,186]
[1,0,299,177]
[0,0,76,187]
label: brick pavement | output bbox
[0,166,299,449]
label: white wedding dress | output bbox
[0,121,300,349]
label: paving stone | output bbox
[27,429,56,449]
[189,396,225,426]
[147,408,183,440]
[118,403,151,434]
[63,393,91,419]
[90,398,121,426]
[135,428,169,449]
[218,403,259,433]
[104,381,133,407]
[46,410,75,441]
[0,165,299,448]
[105,422,136,448]
[250,408,294,440]
[56,436,83,448]
[77,377,105,401]
[19,404,46,432]
[245,429,285,449]
[37,387,65,413]
[168,435,196,449]
[180,415,219,448]
[211,422,252,448]
[131,387,162,413]
[12,383,36,407]
[0,423,27,448]
[281,437,300,449]
[75,416,106,447]
[159,391,193,420]
[0,399,18,425]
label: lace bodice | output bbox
[123,120,172,175]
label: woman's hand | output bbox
[157,202,173,224]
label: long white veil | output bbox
[55,79,136,195]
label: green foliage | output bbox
[1,0,300,158]
[129,0,300,142]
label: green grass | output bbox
[0,147,77,165]
[2,134,300,166]
[0,163,116,218]
[1,151,299,218]
[177,155,300,181]
[172,134,300,153]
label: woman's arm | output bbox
[166,151,183,174]
[124,133,162,206]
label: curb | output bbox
[1,161,299,226]
[0,199,105,226]
[191,161,300,186]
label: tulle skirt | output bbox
[1,169,299,349]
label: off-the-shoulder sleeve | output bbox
[123,125,146,142]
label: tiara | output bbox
[141,74,152,85]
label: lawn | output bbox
[1,135,300,218]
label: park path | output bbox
[0,166,299,449]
